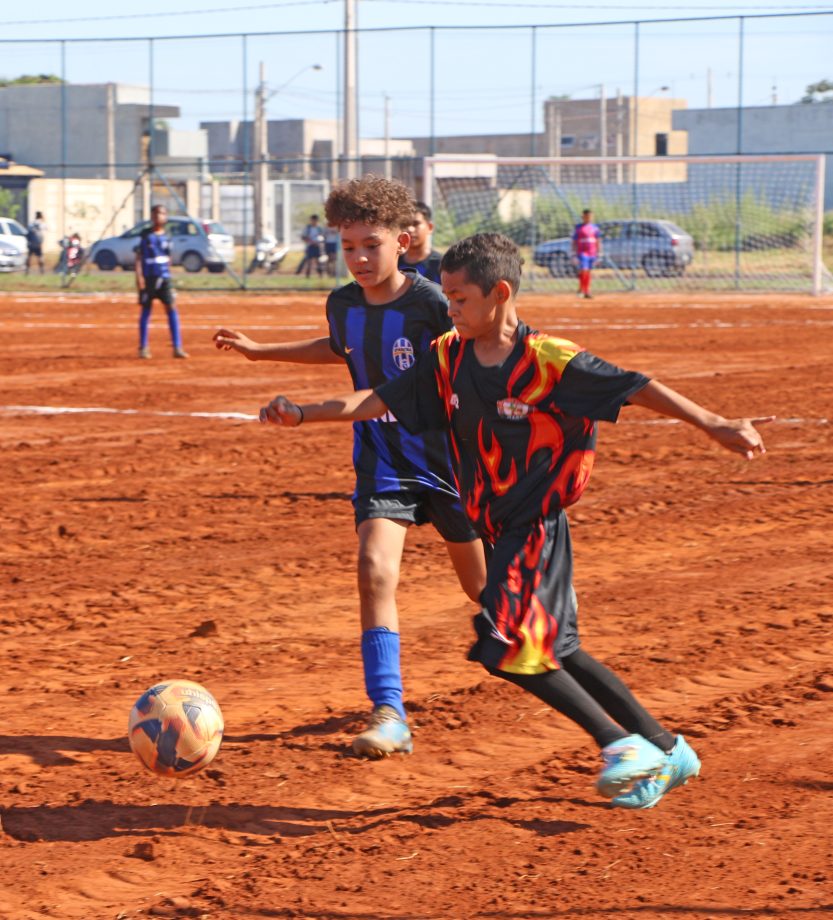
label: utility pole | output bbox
[343,0,358,178]
[615,88,624,184]
[383,93,392,180]
[707,67,713,108]
[599,83,607,184]
[255,61,268,241]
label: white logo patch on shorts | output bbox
[496,398,532,420]
[392,337,415,371]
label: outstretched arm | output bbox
[259,390,387,427]
[628,379,773,460]
[213,329,343,364]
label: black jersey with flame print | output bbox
[432,329,596,541]
[378,320,649,543]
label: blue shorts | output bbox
[577,254,597,271]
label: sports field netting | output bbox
[425,155,831,295]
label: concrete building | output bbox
[201,117,416,180]
[672,103,833,207]
[0,82,181,180]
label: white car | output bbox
[0,217,29,250]
[0,217,28,271]
[89,216,234,273]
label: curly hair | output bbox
[440,233,524,295]
[325,174,416,230]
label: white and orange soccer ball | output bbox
[128,679,224,777]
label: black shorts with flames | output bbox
[468,510,580,675]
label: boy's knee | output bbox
[357,549,399,599]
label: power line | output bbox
[0,0,335,27]
[2,0,830,27]
[363,0,833,8]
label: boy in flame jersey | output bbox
[257,232,772,809]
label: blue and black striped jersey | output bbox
[326,273,459,499]
[397,249,443,284]
[136,229,172,280]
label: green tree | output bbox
[800,79,833,103]
[0,188,21,219]
[0,74,63,87]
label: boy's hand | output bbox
[705,416,774,460]
[214,328,259,359]
[259,395,303,427]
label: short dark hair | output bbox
[151,204,167,214]
[440,233,523,296]
[309,214,319,220]
[582,208,592,216]
[325,175,415,230]
[413,201,432,221]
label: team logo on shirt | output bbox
[496,398,532,420]
[392,337,415,370]
[450,393,460,410]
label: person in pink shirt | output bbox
[572,209,602,299]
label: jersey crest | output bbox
[496,398,532,420]
[392,337,415,370]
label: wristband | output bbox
[296,405,304,426]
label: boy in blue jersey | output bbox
[214,176,486,758]
[398,201,442,283]
[134,205,188,359]
[256,232,772,808]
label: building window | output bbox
[655,133,669,157]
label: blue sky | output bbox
[1,0,831,138]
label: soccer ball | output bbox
[128,679,224,777]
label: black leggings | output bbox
[489,647,676,752]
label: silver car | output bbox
[90,216,234,273]
[0,217,29,266]
[0,239,26,271]
[534,219,694,278]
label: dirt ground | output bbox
[0,290,831,920]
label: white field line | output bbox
[0,405,258,421]
[2,318,832,332]
[0,405,826,426]
[0,322,322,331]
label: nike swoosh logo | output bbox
[345,346,354,353]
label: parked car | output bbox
[533,219,694,278]
[0,238,26,271]
[0,216,29,254]
[89,216,234,273]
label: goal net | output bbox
[424,154,830,295]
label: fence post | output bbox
[734,16,745,290]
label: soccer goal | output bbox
[423,154,830,295]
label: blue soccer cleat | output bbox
[612,735,701,809]
[596,733,667,798]
[352,705,413,758]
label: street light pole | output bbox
[254,63,323,241]
[255,62,268,241]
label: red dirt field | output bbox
[1,290,831,920]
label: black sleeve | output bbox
[325,295,345,358]
[134,229,147,256]
[376,350,447,435]
[554,351,650,422]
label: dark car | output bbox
[534,219,694,278]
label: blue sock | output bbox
[166,308,182,349]
[139,304,152,349]
[361,627,406,720]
